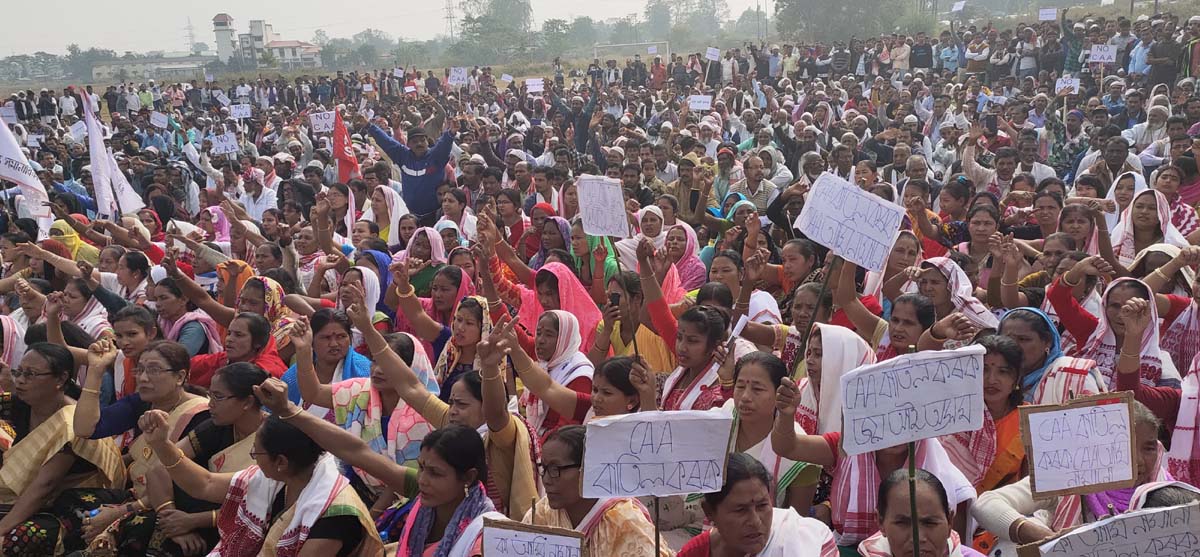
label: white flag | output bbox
[0,114,51,223]
[106,148,144,215]
[81,95,118,218]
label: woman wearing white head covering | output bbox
[521,310,594,441]
[793,324,876,436]
[360,184,407,247]
[1110,189,1188,270]
[1101,170,1148,233]
[614,206,666,270]
[908,257,999,336]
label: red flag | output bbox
[333,111,360,184]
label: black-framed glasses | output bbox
[133,366,179,377]
[10,368,57,381]
[209,392,237,403]
[538,463,581,479]
[249,449,267,459]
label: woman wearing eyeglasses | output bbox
[56,339,210,555]
[0,343,126,556]
[524,425,672,557]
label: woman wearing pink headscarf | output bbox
[198,205,232,243]
[664,223,707,291]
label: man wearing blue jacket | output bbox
[357,113,456,226]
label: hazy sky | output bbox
[1,0,771,56]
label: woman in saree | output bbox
[140,399,382,557]
[678,453,837,557]
[769,372,977,554]
[388,262,475,375]
[1145,246,1200,372]
[0,343,126,557]
[279,310,371,417]
[188,310,288,388]
[391,227,446,298]
[588,269,676,372]
[614,206,668,270]
[152,277,224,358]
[910,257,999,344]
[90,362,269,557]
[664,222,707,291]
[516,310,593,443]
[295,310,439,512]
[57,277,113,341]
[568,218,617,306]
[524,425,673,557]
[49,219,100,265]
[860,469,988,557]
[344,293,538,519]
[361,184,405,248]
[972,398,1168,548]
[1108,188,1189,271]
[61,339,210,556]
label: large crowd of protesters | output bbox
[0,6,1199,557]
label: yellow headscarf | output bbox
[50,220,100,265]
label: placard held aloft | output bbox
[576,174,630,239]
[793,172,905,272]
[1019,391,1136,498]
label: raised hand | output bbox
[252,377,292,415]
[629,356,658,411]
[44,291,65,318]
[137,409,171,445]
[86,338,120,371]
[636,237,656,265]
[775,376,801,417]
[289,316,312,352]
[931,313,977,343]
[1118,297,1152,336]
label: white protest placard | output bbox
[583,409,734,498]
[215,92,231,107]
[1038,8,1057,20]
[577,174,630,239]
[230,104,252,119]
[404,86,417,94]
[793,172,905,272]
[0,106,16,122]
[1054,78,1080,95]
[648,45,658,55]
[150,111,169,129]
[210,131,239,155]
[362,83,374,92]
[687,95,713,111]
[1016,502,1200,557]
[481,518,586,557]
[1089,44,1118,64]
[26,134,44,148]
[951,0,965,11]
[705,46,720,61]
[69,120,88,141]
[394,68,405,78]
[1020,392,1136,498]
[448,67,469,87]
[526,78,545,93]
[500,73,514,83]
[840,345,985,456]
[204,73,214,83]
[308,111,335,133]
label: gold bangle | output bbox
[155,501,175,512]
[278,407,303,420]
[1001,279,1018,287]
[82,387,100,395]
[163,449,185,469]
[134,499,148,511]
[1120,351,1140,359]
[211,510,218,527]
[480,367,504,382]
[395,284,415,298]
[1060,273,1081,287]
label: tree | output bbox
[774,0,903,41]
[312,29,330,47]
[729,6,767,39]
[569,17,598,50]
[259,51,278,68]
[610,17,640,44]
[354,43,379,67]
[644,0,671,40]
[65,44,116,79]
[541,19,571,57]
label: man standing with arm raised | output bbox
[356,99,454,227]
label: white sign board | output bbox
[577,174,631,239]
[210,131,239,155]
[500,73,514,83]
[215,92,231,107]
[404,86,417,94]
[1020,392,1136,498]
[705,46,721,61]
[840,345,985,456]
[1022,503,1200,557]
[1038,8,1057,20]
[362,83,374,92]
[793,172,905,272]
[448,67,469,87]
[150,111,169,129]
[0,106,17,122]
[308,111,335,133]
[1054,78,1080,95]
[951,0,965,11]
[687,95,713,111]
[26,134,44,148]
[230,104,252,119]
[526,78,545,93]
[394,68,405,78]
[69,121,88,141]
[1089,44,1118,64]
[204,73,214,83]
[481,518,585,557]
[648,45,658,55]
[582,409,734,498]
